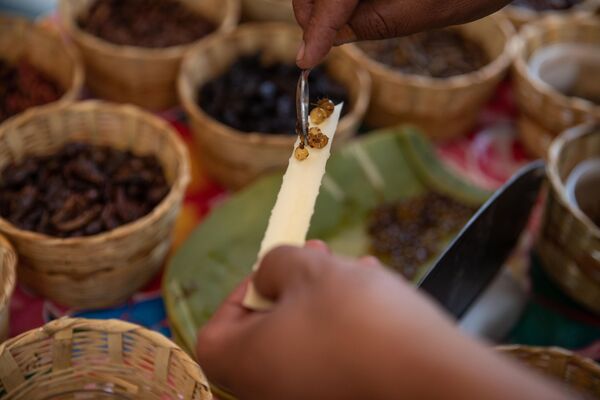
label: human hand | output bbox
[293,0,512,68]
[196,241,569,400]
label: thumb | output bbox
[253,245,323,302]
[297,0,358,68]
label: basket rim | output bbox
[177,21,371,148]
[0,13,85,108]
[512,15,600,116]
[0,317,210,396]
[58,0,241,61]
[342,14,515,90]
[503,0,599,20]
[547,122,600,236]
[496,344,600,372]
[0,100,191,245]
[0,234,16,309]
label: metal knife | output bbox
[418,160,546,319]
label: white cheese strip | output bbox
[243,104,343,310]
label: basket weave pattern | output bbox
[0,235,16,342]
[0,14,83,120]
[0,318,211,399]
[498,345,600,397]
[241,0,295,22]
[536,124,600,313]
[178,22,370,189]
[59,0,240,110]
[512,16,600,158]
[0,101,190,309]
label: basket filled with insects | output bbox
[512,15,600,158]
[0,101,190,309]
[178,22,371,189]
[0,14,83,126]
[342,15,514,140]
[501,0,598,29]
[0,318,212,399]
[58,0,240,110]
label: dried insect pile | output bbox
[0,142,169,237]
[511,0,583,11]
[199,54,347,134]
[0,58,63,123]
[294,99,334,161]
[358,29,489,78]
[78,0,216,47]
[368,192,476,279]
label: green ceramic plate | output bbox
[164,127,491,354]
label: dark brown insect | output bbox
[0,142,170,238]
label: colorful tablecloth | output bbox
[7,77,600,359]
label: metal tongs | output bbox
[295,69,311,145]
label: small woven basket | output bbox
[501,1,599,29]
[241,0,294,22]
[0,318,212,399]
[0,14,83,123]
[0,235,16,342]
[512,15,600,159]
[342,15,514,141]
[178,22,371,189]
[498,345,600,397]
[536,123,600,314]
[59,0,240,111]
[0,101,190,309]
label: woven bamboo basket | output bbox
[178,22,371,189]
[501,1,599,29]
[58,0,240,111]
[342,15,514,141]
[0,318,211,399]
[241,0,294,22]
[536,123,600,313]
[0,14,83,123]
[512,16,600,159]
[0,101,190,309]
[498,345,600,397]
[0,235,16,342]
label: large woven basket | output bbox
[0,318,212,399]
[0,14,83,124]
[536,123,600,314]
[342,15,514,141]
[0,101,190,309]
[512,15,600,159]
[241,0,294,22]
[498,345,600,397]
[501,1,599,29]
[59,0,240,111]
[0,235,16,342]
[178,22,371,189]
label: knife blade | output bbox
[418,160,546,319]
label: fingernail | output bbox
[296,40,305,62]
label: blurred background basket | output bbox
[0,101,190,309]
[0,234,16,342]
[512,15,600,159]
[178,22,371,189]
[536,123,600,314]
[241,0,294,22]
[501,0,599,29]
[342,15,514,141]
[0,13,83,123]
[58,0,240,110]
[498,345,600,397]
[0,318,212,399]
